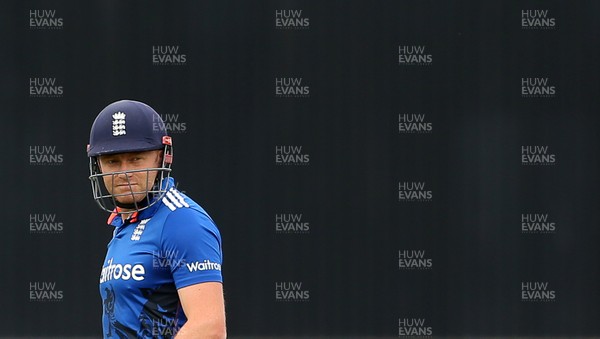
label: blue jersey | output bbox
[99,178,223,338]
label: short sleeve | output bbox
[160,207,223,289]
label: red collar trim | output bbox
[107,211,118,224]
[107,208,139,225]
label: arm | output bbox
[175,282,226,338]
[161,205,225,338]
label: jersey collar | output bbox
[107,208,139,226]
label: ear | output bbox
[155,150,164,166]
[95,157,104,172]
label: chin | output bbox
[115,194,147,205]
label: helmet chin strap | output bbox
[115,196,150,210]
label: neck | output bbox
[115,207,136,222]
[115,196,150,213]
[121,211,134,221]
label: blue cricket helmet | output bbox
[87,100,168,157]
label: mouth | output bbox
[113,183,141,192]
[115,182,138,187]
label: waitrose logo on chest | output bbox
[100,258,145,283]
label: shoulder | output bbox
[159,188,220,240]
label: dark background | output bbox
[1,1,599,337]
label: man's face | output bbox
[98,150,163,206]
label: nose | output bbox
[116,169,133,180]
[115,163,134,180]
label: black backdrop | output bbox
[1,1,599,338]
